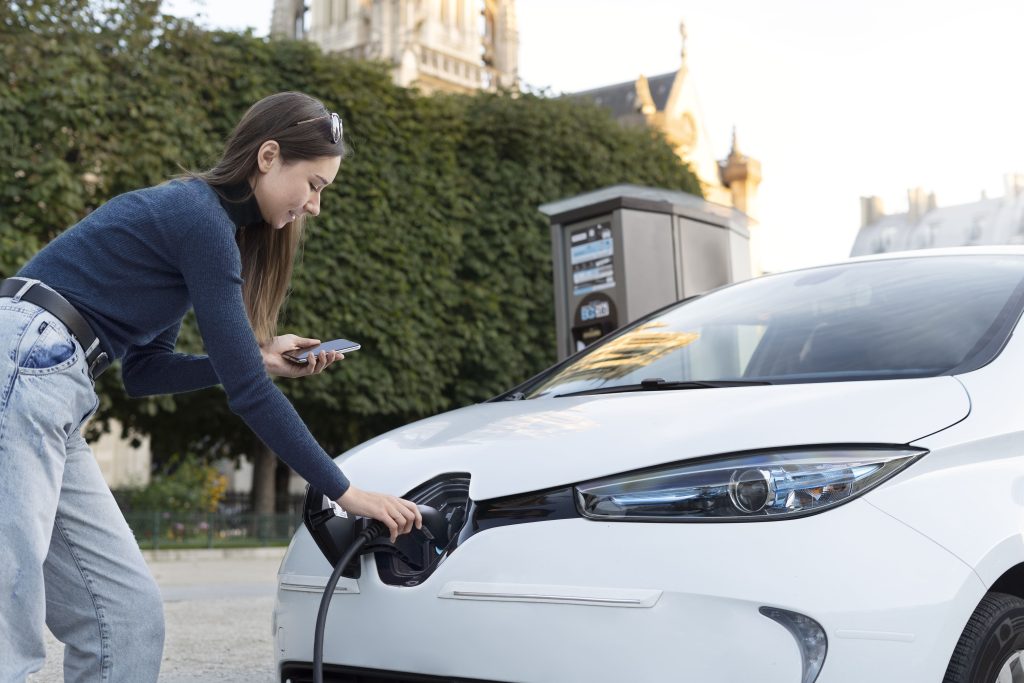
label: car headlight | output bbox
[575,446,925,521]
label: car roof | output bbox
[788,246,1024,274]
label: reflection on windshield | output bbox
[531,323,699,396]
[523,255,1024,399]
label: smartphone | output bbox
[283,338,361,364]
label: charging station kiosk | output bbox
[540,184,752,361]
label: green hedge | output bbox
[1,1,702,472]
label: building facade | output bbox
[92,420,151,489]
[270,0,518,93]
[852,175,1024,256]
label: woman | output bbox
[0,91,422,682]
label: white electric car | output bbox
[274,247,1024,683]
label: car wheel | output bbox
[944,592,1024,682]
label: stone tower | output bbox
[270,0,519,94]
[719,127,761,218]
[270,0,306,39]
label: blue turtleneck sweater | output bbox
[18,178,350,499]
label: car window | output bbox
[523,255,1024,398]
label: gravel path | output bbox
[27,548,286,682]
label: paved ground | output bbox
[27,547,286,683]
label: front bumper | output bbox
[275,499,983,683]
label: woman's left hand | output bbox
[260,334,344,378]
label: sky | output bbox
[163,0,1024,272]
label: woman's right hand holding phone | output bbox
[260,334,343,378]
[337,485,423,543]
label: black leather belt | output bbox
[0,277,110,379]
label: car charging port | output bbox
[302,473,471,584]
[372,474,471,586]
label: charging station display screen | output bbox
[572,293,618,353]
[570,222,615,296]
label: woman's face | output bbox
[252,142,341,229]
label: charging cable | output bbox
[313,520,387,683]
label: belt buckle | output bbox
[88,351,109,380]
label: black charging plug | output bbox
[412,504,447,543]
[358,505,446,571]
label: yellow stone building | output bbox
[570,23,763,273]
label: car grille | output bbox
[280,662,510,683]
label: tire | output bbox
[944,591,1024,682]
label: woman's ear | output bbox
[256,140,281,174]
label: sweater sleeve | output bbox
[121,321,221,397]
[175,221,351,500]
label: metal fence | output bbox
[124,511,301,550]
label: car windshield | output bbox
[523,254,1024,399]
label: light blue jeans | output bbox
[0,293,164,682]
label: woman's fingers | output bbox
[336,488,420,542]
[384,514,400,542]
[306,350,327,374]
[387,500,414,540]
[408,499,423,529]
[393,499,420,532]
[398,501,416,533]
[374,499,417,542]
[303,350,343,375]
[390,502,409,541]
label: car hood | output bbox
[334,377,970,501]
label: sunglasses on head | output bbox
[290,111,343,144]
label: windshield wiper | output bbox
[554,378,773,398]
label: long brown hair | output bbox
[192,92,346,344]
